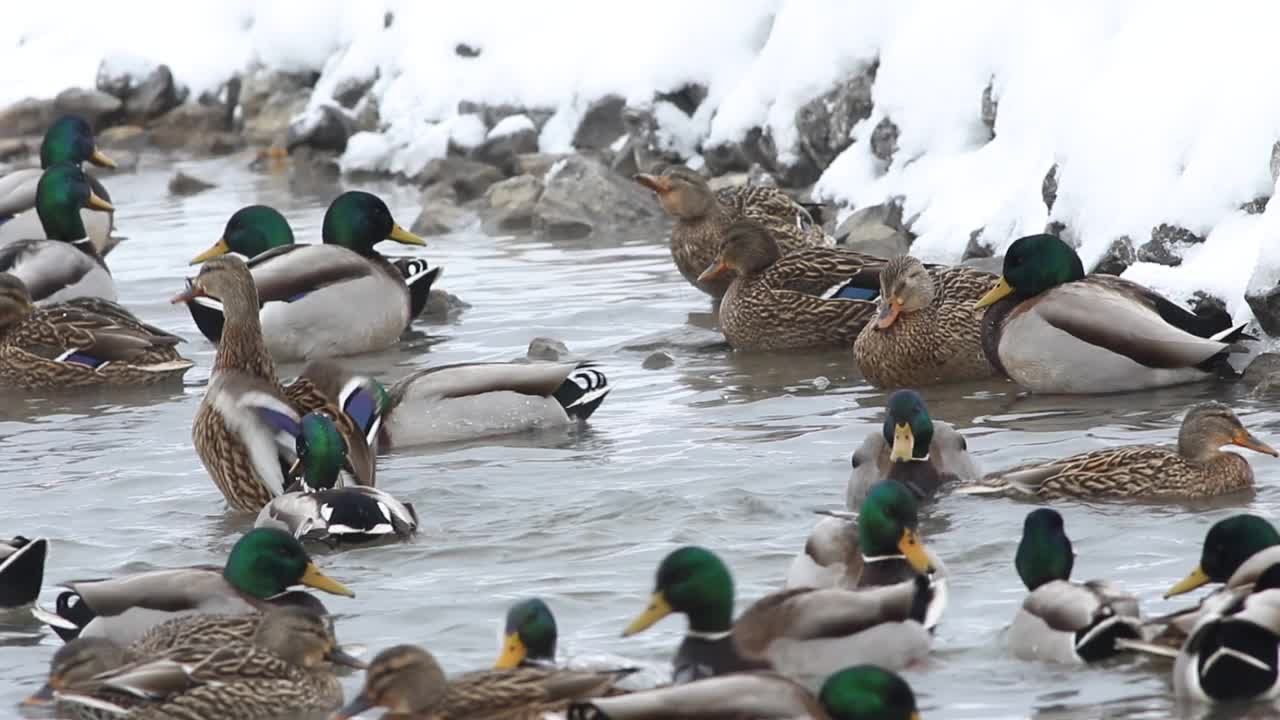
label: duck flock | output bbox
[1,114,1278,719]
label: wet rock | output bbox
[527,337,570,361]
[963,228,993,261]
[125,65,183,120]
[333,72,378,110]
[0,98,56,137]
[870,117,899,166]
[1093,236,1136,275]
[96,125,148,150]
[572,95,626,151]
[642,351,674,370]
[1242,196,1269,215]
[515,152,566,178]
[484,174,544,234]
[1042,164,1058,211]
[53,88,122,128]
[0,138,31,162]
[1246,266,1280,336]
[834,200,912,258]
[286,104,353,153]
[1244,353,1280,394]
[455,43,482,58]
[149,103,236,150]
[1190,291,1232,330]
[533,154,659,240]
[471,115,538,176]
[1136,238,1181,267]
[411,183,474,236]
[168,171,216,196]
[422,288,470,320]
[417,157,504,202]
[981,80,998,138]
[655,83,708,116]
[1150,222,1205,247]
[794,63,876,170]
[702,134,753,177]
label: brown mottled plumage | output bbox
[634,167,833,298]
[335,644,632,719]
[0,273,192,389]
[966,402,1278,499]
[853,255,997,387]
[699,221,880,351]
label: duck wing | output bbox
[569,672,818,719]
[247,244,378,304]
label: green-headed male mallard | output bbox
[0,163,115,304]
[963,402,1276,499]
[0,273,192,389]
[1009,509,1143,663]
[335,644,633,719]
[185,193,430,361]
[622,541,940,690]
[495,598,558,669]
[634,166,834,298]
[0,115,117,256]
[568,664,921,720]
[31,527,353,646]
[174,257,379,511]
[974,233,1251,394]
[847,389,979,509]
[697,220,881,351]
[256,411,418,544]
[853,254,997,387]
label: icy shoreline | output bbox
[4,1,1280,332]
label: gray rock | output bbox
[417,157,504,202]
[96,125,148,150]
[516,152,566,178]
[1246,269,1280,336]
[333,71,378,109]
[125,64,184,120]
[611,103,682,178]
[457,101,554,134]
[1271,141,1280,184]
[834,200,912,258]
[286,104,353,153]
[53,88,122,128]
[1136,238,1182,267]
[1242,196,1269,215]
[655,83,708,116]
[794,63,876,170]
[642,351,674,370]
[1093,236,1135,275]
[981,80,998,138]
[0,138,31,162]
[747,163,779,188]
[168,171,216,196]
[411,183,475,236]
[455,43,482,58]
[1150,222,1205,247]
[471,119,538,176]
[1190,291,1231,330]
[239,70,313,145]
[572,95,626,151]
[484,174,544,234]
[532,154,660,240]
[422,288,470,320]
[149,103,236,149]
[0,98,57,138]
[1042,164,1058,211]
[963,228,993,260]
[870,117,899,166]
[527,337,570,361]
[1045,219,1068,239]
[1244,353,1280,394]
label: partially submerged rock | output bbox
[417,156,503,202]
[411,183,475,236]
[53,88,122,128]
[484,174,543,234]
[835,200,911,257]
[168,171,216,196]
[532,154,660,240]
[527,337,570,361]
[287,104,354,153]
[0,98,56,137]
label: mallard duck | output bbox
[974,233,1251,394]
[0,535,45,607]
[334,644,633,719]
[256,411,418,544]
[55,606,364,720]
[31,527,353,645]
[568,665,920,720]
[1009,509,1143,663]
[0,273,192,389]
[0,115,117,257]
[1170,561,1280,703]
[622,541,941,689]
[785,512,862,591]
[0,162,115,304]
[847,389,978,509]
[1166,515,1280,600]
[696,220,882,351]
[185,192,429,361]
[962,402,1277,499]
[174,258,379,511]
[634,166,834,298]
[494,598,558,669]
[853,254,997,387]
[379,360,610,448]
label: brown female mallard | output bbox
[962,402,1277,499]
[697,220,881,351]
[853,254,997,388]
[0,273,192,390]
[634,167,833,298]
[335,644,632,719]
[172,257,379,512]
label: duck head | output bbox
[975,234,1085,308]
[859,480,933,573]
[191,205,295,264]
[40,115,114,170]
[322,191,424,256]
[624,545,735,636]
[222,527,355,600]
[698,220,780,283]
[634,166,716,219]
[494,597,558,669]
[35,162,113,244]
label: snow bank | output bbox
[6,0,1280,318]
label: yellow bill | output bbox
[623,591,672,636]
[899,528,933,574]
[300,562,356,597]
[86,191,114,212]
[974,276,1014,309]
[494,632,527,669]
[89,148,117,169]
[389,223,426,246]
[890,422,914,462]
[1164,565,1209,598]
[190,237,231,265]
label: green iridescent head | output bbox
[494,598,558,669]
[322,191,425,256]
[191,205,295,264]
[976,234,1085,308]
[1165,514,1280,598]
[859,480,932,573]
[40,115,115,170]
[222,527,354,600]
[295,412,348,492]
[35,163,113,243]
[882,390,933,462]
[1016,508,1074,591]
[623,546,735,636]
[819,665,920,720]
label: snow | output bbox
[7,0,1280,322]
[487,114,534,140]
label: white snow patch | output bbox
[487,114,534,140]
